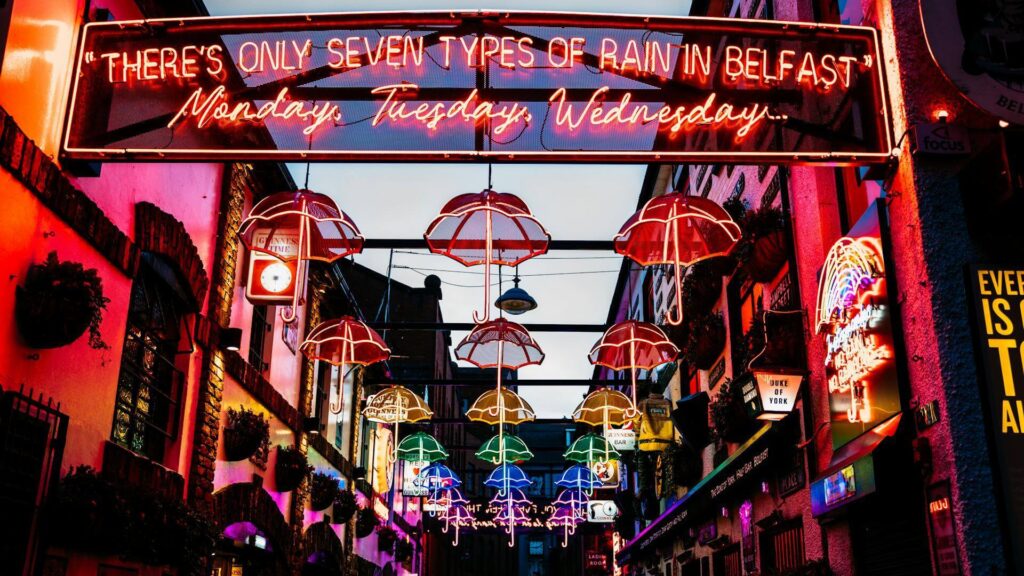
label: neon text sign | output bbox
[64,12,891,164]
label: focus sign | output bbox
[587,500,619,523]
[64,11,890,164]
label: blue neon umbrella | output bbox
[484,464,533,492]
[414,462,461,490]
[555,465,602,491]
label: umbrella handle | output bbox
[667,219,685,326]
[473,211,494,324]
[282,200,308,325]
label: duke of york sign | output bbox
[63,11,891,164]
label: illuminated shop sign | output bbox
[967,266,1024,574]
[63,12,890,164]
[742,372,803,421]
[815,202,901,448]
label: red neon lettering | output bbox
[167,85,340,135]
[369,83,531,134]
[548,86,773,140]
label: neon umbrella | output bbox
[425,189,551,322]
[396,432,448,463]
[554,488,590,513]
[548,504,586,547]
[573,388,638,427]
[414,462,461,491]
[458,318,542,468]
[564,433,621,464]
[476,433,534,465]
[300,316,390,414]
[484,464,533,493]
[239,190,364,322]
[466,388,537,425]
[555,465,603,492]
[429,486,469,507]
[488,487,532,509]
[589,320,679,407]
[614,193,741,324]
[363,385,432,525]
[440,503,475,546]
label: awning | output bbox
[616,423,777,566]
[810,413,901,517]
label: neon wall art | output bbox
[815,202,901,448]
[63,11,891,164]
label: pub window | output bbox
[248,304,273,373]
[111,253,188,462]
[760,518,806,573]
[713,542,742,576]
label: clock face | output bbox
[260,261,293,293]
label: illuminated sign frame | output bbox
[815,201,903,449]
[62,11,892,164]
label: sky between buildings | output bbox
[204,0,693,417]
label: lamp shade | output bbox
[495,282,537,315]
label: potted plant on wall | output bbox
[274,445,311,492]
[739,204,789,282]
[684,312,726,370]
[681,260,723,318]
[332,489,357,524]
[394,539,413,563]
[309,472,340,511]
[709,379,754,443]
[376,525,398,552]
[15,252,110,349]
[222,407,270,463]
[355,507,379,538]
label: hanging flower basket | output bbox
[15,252,109,349]
[738,205,789,282]
[355,508,379,538]
[222,407,270,462]
[681,260,723,318]
[710,379,754,444]
[394,539,414,563]
[685,312,726,370]
[309,472,340,511]
[274,445,311,492]
[332,490,357,524]
[376,525,398,552]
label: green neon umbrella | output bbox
[476,434,534,464]
[396,432,449,463]
[563,433,620,464]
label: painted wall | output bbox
[0,0,224,485]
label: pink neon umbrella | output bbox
[239,190,363,322]
[614,193,740,325]
[589,320,679,407]
[425,189,550,322]
[300,316,390,414]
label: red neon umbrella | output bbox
[589,320,679,407]
[299,316,391,414]
[239,190,364,322]
[425,189,550,323]
[614,193,740,325]
[456,318,543,464]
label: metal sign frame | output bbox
[62,11,893,165]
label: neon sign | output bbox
[63,12,891,164]
[815,202,902,448]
